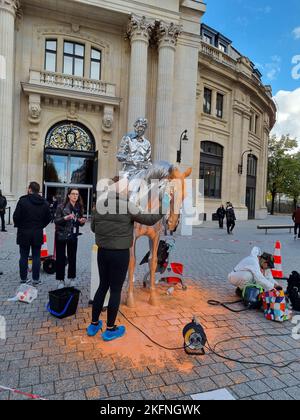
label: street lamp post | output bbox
[238,149,253,175]
[176,129,188,164]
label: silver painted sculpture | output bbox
[117,117,152,179]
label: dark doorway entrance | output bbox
[43,121,97,216]
[246,155,257,220]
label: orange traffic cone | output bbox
[40,229,49,259]
[272,241,284,279]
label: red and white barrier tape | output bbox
[0,385,47,400]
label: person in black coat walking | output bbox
[216,204,226,229]
[226,202,236,235]
[13,182,52,285]
[54,188,86,288]
[0,190,7,232]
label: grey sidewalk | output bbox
[0,215,300,400]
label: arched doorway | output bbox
[43,121,98,216]
[246,155,257,219]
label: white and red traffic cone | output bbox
[272,240,284,279]
[40,229,49,259]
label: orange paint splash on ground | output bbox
[76,279,236,372]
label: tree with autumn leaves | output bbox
[267,135,300,215]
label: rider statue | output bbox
[117,117,152,179]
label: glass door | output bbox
[44,184,93,217]
[44,150,95,217]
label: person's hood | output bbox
[25,193,46,206]
[251,247,262,258]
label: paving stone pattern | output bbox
[0,216,300,400]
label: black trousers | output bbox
[0,212,5,231]
[294,223,300,237]
[218,217,224,228]
[92,248,130,328]
[227,220,235,234]
[55,237,78,281]
[19,245,41,281]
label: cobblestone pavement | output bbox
[0,215,300,400]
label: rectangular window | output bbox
[63,41,85,77]
[249,114,253,132]
[255,115,259,134]
[216,93,224,118]
[203,88,212,114]
[203,34,213,44]
[219,43,227,53]
[90,48,101,80]
[45,39,57,72]
[200,163,222,198]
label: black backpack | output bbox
[140,240,170,273]
[287,271,300,311]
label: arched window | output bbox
[200,141,223,198]
[45,121,95,152]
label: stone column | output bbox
[229,105,250,220]
[154,22,181,161]
[126,15,153,130]
[0,0,19,195]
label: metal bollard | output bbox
[6,207,11,225]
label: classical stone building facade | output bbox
[0,0,275,219]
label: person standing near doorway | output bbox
[13,182,52,286]
[292,204,300,240]
[0,190,7,232]
[49,195,58,223]
[54,188,86,288]
[216,204,226,229]
[226,202,236,235]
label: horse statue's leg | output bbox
[148,231,159,306]
[127,237,136,308]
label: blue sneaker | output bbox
[102,326,126,342]
[86,321,103,337]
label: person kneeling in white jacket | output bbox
[228,247,280,293]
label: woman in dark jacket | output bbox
[216,204,226,229]
[54,188,86,288]
[87,183,165,342]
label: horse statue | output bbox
[126,162,192,307]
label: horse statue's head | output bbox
[134,161,192,232]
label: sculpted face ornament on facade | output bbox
[102,114,114,133]
[28,103,41,124]
[66,129,76,146]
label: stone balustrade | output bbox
[200,41,237,70]
[29,69,116,97]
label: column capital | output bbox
[157,21,182,49]
[0,0,20,17]
[126,14,153,43]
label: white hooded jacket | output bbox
[229,247,276,291]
